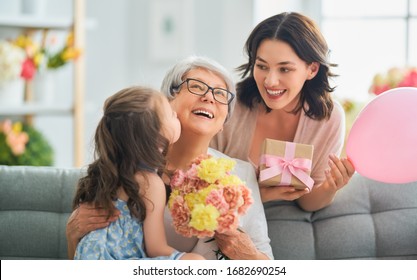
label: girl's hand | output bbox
[259,185,310,203]
[214,229,269,260]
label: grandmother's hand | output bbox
[214,229,269,260]
[66,203,119,241]
[66,203,119,258]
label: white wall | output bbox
[82,0,254,167]
[12,0,315,167]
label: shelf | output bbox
[0,16,72,29]
[0,103,73,116]
[0,0,85,167]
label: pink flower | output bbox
[0,119,29,156]
[217,212,238,234]
[20,58,36,80]
[206,188,229,214]
[222,186,242,210]
[238,186,253,215]
[398,70,417,87]
[171,196,190,231]
[0,119,12,134]
[6,131,29,155]
[171,169,186,188]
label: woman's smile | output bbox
[265,88,286,98]
[191,107,215,119]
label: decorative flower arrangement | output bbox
[168,154,253,239]
[369,67,417,95]
[13,32,81,72]
[0,31,80,87]
[0,40,28,85]
[0,119,54,166]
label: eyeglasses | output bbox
[176,78,235,105]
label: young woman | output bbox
[72,86,203,260]
[66,57,273,260]
[210,12,355,211]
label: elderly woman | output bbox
[66,56,273,260]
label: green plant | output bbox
[0,122,53,166]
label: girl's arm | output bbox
[140,173,177,258]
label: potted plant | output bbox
[0,119,53,166]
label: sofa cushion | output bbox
[265,173,417,259]
[0,165,82,260]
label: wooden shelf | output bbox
[0,16,73,29]
[0,103,73,116]
[0,0,85,167]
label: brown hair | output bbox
[237,12,337,120]
[72,86,169,221]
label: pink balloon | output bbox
[346,87,417,183]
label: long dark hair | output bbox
[237,12,337,120]
[72,86,169,221]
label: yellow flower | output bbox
[61,47,81,61]
[198,184,218,197]
[189,204,220,231]
[217,158,236,172]
[13,35,31,49]
[33,52,44,67]
[66,32,75,46]
[198,157,235,183]
[12,122,23,133]
[184,192,205,210]
[219,174,243,186]
[168,189,180,209]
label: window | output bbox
[321,0,417,101]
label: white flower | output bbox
[0,40,25,85]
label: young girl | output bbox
[73,86,204,260]
[66,57,272,260]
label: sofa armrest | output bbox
[0,165,83,260]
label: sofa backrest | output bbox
[0,165,83,260]
[1,165,417,260]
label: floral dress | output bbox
[74,199,184,260]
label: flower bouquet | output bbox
[13,32,81,72]
[0,40,32,85]
[168,154,253,239]
[369,67,417,95]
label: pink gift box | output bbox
[258,138,314,190]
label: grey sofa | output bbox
[1,165,417,260]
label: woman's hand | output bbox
[259,185,310,203]
[214,229,269,260]
[66,203,119,258]
[321,154,355,193]
[297,154,355,212]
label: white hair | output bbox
[160,56,236,122]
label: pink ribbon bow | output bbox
[259,142,314,190]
